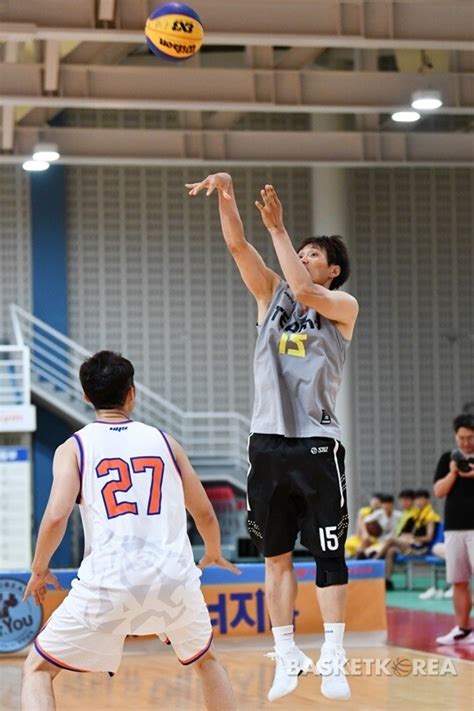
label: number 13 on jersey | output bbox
[96,457,164,519]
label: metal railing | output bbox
[10,304,250,474]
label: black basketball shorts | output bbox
[247,434,349,558]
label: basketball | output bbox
[365,520,382,538]
[145,3,204,61]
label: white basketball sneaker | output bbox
[266,646,314,702]
[436,626,474,645]
[316,643,351,701]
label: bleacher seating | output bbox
[394,522,445,590]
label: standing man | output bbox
[186,174,358,702]
[434,413,474,645]
[21,350,238,711]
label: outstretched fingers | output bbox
[185,177,232,199]
[185,180,209,196]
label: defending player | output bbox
[186,174,358,702]
[21,351,238,711]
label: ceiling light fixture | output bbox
[391,110,421,123]
[22,160,50,172]
[32,142,60,162]
[411,89,443,110]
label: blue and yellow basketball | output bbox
[145,3,204,62]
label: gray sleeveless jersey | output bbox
[251,281,350,438]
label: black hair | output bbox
[414,488,431,499]
[371,492,384,500]
[296,235,350,290]
[79,351,134,410]
[398,489,416,499]
[453,414,474,432]
[380,494,394,504]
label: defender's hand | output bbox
[255,184,284,232]
[185,173,232,199]
[198,553,241,575]
[23,569,62,606]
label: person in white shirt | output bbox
[21,350,239,711]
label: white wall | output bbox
[66,165,312,414]
[348,168,474,500]
[0,167,32,342]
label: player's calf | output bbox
[21,647,61,711]
[193,647,237,711]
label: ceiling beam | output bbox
[62,41,136,64]
[0,65,472,115]
[1,107,15,150]
[206,46,275,130]
[43,39,60,92]
[1,126,472,165]
[276,47,326,70]
[0,26,473,50]
[97,0,116,24]
[0,1,473,49]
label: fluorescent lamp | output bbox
[391,111,421,123]
[411,90,443,110]
[23,160,50,172]
[32,143,60,162]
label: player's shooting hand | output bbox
[23,569,62,606]
[255,184,284,232]
[198,553,241,575]
[185,173,232,199]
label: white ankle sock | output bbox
[272,624,295,655]
[323,622,345,647]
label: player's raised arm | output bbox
[166,434,240,575]
[256,184,358,336]
[186,173,280,317]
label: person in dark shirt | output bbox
[433,413,474,646]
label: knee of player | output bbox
[23,647,59,679]
[314,555,348,588]
[193,646,217,669]
[265,552,293,573]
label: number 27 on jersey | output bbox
[96,457,164,519]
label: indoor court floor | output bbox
[2,635,472,711]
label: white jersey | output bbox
[68,420,201,635]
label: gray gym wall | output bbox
[0,161,472,508]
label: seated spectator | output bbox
[345,493,383,558]
[395,489,417,536]
[360,494,403,557]
[375,489,441,590]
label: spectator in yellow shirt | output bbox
[395,489,418,536]
[375,489,440,590]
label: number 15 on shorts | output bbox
[319,526,339,551]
